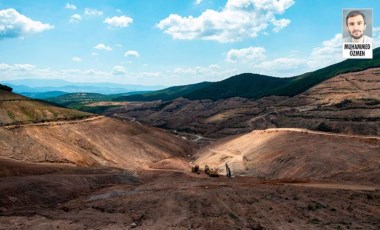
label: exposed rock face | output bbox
[106,68,380,137]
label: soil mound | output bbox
[195,128,380,183]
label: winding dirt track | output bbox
[2,115,104,129]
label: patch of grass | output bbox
[7,111,15,121]
[308,217,320,224]
[20,105,37,122]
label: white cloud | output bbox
[0,63,36,71]
[124,50,140,57]
[307,33,343,69]
[0,8,54,39]
[140,72,162,77]
[70,14,82,23]
[14,64,36,71]
[157,0,294,42]
[72,57,82,62]
[94,43,112,51]
[252,57,306,73]
[272,18,291,32]
[104,16,133,28]
[248,34,345,77]
[195,0,203,4]
[112,66,127,75]
[226,47,266,63]
[173,64,224,76]
[65,3,77,10]
[91,52,99,56]
[0,63,11,71]
[84,8,103,16]
[84,69,100,75]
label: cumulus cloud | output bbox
[252,57,306,72]
[65,3,77,10]
[94,43,112,51]
[0,63,36,71]
[70,14,82,23]
[14,64,36,71]
[0,8,54,39]
[173,64,224,76]
[124,50,140,57]
[307,33,343,69]
[104,16,133,27]
[157,0,294,42]
[195,0,203,4]
[248,34,345,76]
[272,18,291,32]
[72,57,82,62]
[226,47,266,63]
[0,63,11,71]
[112,66,127,75]
[84,8,103,16]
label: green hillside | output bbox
[47,93,114,107]
[0,90,93,126]
[45,93,120,114]
[113,82,212,102]
[118,47,380,102]
[184,74,289,100]
[185,47,380,100]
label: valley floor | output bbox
[0,165,379,230]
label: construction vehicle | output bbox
[191,164,200,174]
[204,164,219,177]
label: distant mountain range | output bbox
[0,79,165,96]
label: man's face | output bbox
[347,15,366,39]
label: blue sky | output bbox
[0,0,379,86]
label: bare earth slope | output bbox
[195,128,380,184]
[269,68,380,135]
[0,117,193,171]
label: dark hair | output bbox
[346,10,366,26]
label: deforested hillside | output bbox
[0,117,193,171]
[108,67,380,137]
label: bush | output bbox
[0,84,12,92]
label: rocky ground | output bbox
[0,166,379,230]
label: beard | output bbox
[349,31,364,39]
